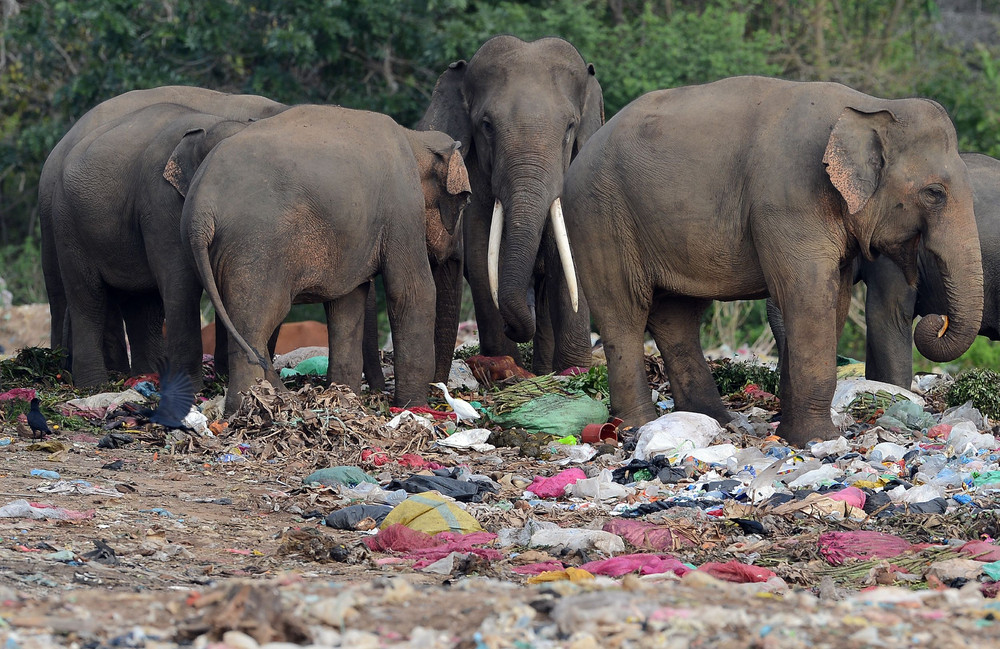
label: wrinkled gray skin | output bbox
[39,86,286,381]
[50,103,284,388]
[769,152,1000,388]
[420,35,604,373]
[182,105,471,414]
[562,76,984,447]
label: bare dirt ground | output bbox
[3,306,1000,648]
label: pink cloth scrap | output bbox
[364,524,437,552]
[698,560,776,583]
[818,530,913,565]
[512,561,566,575]
[526,468,587,499]
[827,486,867,509]
[579,553,691,577]
[603,519,695,551]
[0,388,36,402]
[960,540,1000,562]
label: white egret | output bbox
[431,382,481,423]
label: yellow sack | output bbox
[527,567,595,584]
[379,491,483,535]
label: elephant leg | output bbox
[383,256,436,408]
[647,296,729,423]
[59,245,115,386]
[765,297,786,362]
[101,303,130,375]
[120,292,165,376]
[863,256,917,388]
[432,257,464,383]
[160,278,208,390]
[326,287,367,394]
[546,240,593,372]
[463,208,522,364]
[362,281,386,391]
[769,265,843,446]
[532,277,556,375]
[266,325,280,360]
[222,286,287,415]
[214,321,229,378]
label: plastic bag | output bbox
[830,378,923,412]
[279,355,328,378]
[488,393,609,437]
[632,411,723,461]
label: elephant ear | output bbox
[163,127,208,198]
[417,61,473,155]
[574,63,605,157]
[823,107,897,215]
[440,141,472,235]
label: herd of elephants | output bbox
[38,35,1000,447]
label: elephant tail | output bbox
[188,216,269,371]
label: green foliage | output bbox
[0,238,45,304]
[454,343,480,361]
[946,368,1000,420]
[0,346,68,388]
[564,364,609,402]
[710,358,779,396]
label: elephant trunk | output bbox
[493,168,551,343]
[912,227,984,362]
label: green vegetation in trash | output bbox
[946,368,1000,420]
[489,374,570,416]
[710,358,779,396]
[813,546,962,588]
[564,364,609,403]
[454,344,480,361]
[848,390,908,423]
[487,427,556,459]
[1,347,70,388]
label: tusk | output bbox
[488,199,503,310]
[937,315,949,338]
[550,197,579,312]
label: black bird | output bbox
[148,361,196,430]
[27,397,52,439]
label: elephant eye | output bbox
[920,184,947,208]
[565,122,576,144]
[481,118,494,137]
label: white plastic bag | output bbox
[632,411,723,461]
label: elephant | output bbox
[181,105,471,414]
[39,86,286,377]
[419,35,604,374]
[768,151,1000,389]
[562,76,984,447]
[49,101,280,387]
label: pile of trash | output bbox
[5,349,1000,647]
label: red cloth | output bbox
[698,560,775,583]
[0,388,36,402]
[827,486,867,509]
[389,406,456,420]
[526,468,587,499]
[580,553,691,577]
[364,524,437,552]
[960,540,1000,562]
[603,519,695,551]
[818,531,913,565]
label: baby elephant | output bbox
[181,105,471,414]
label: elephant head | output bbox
[405,130,472,263]
[823,101,984,362]
[163,119,251,198]
[419,35,604,342]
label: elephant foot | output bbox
[613,401,657,429]
[775,418,838,448]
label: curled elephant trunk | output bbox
[912,242,983,362]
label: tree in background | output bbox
[1,0,998,365]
